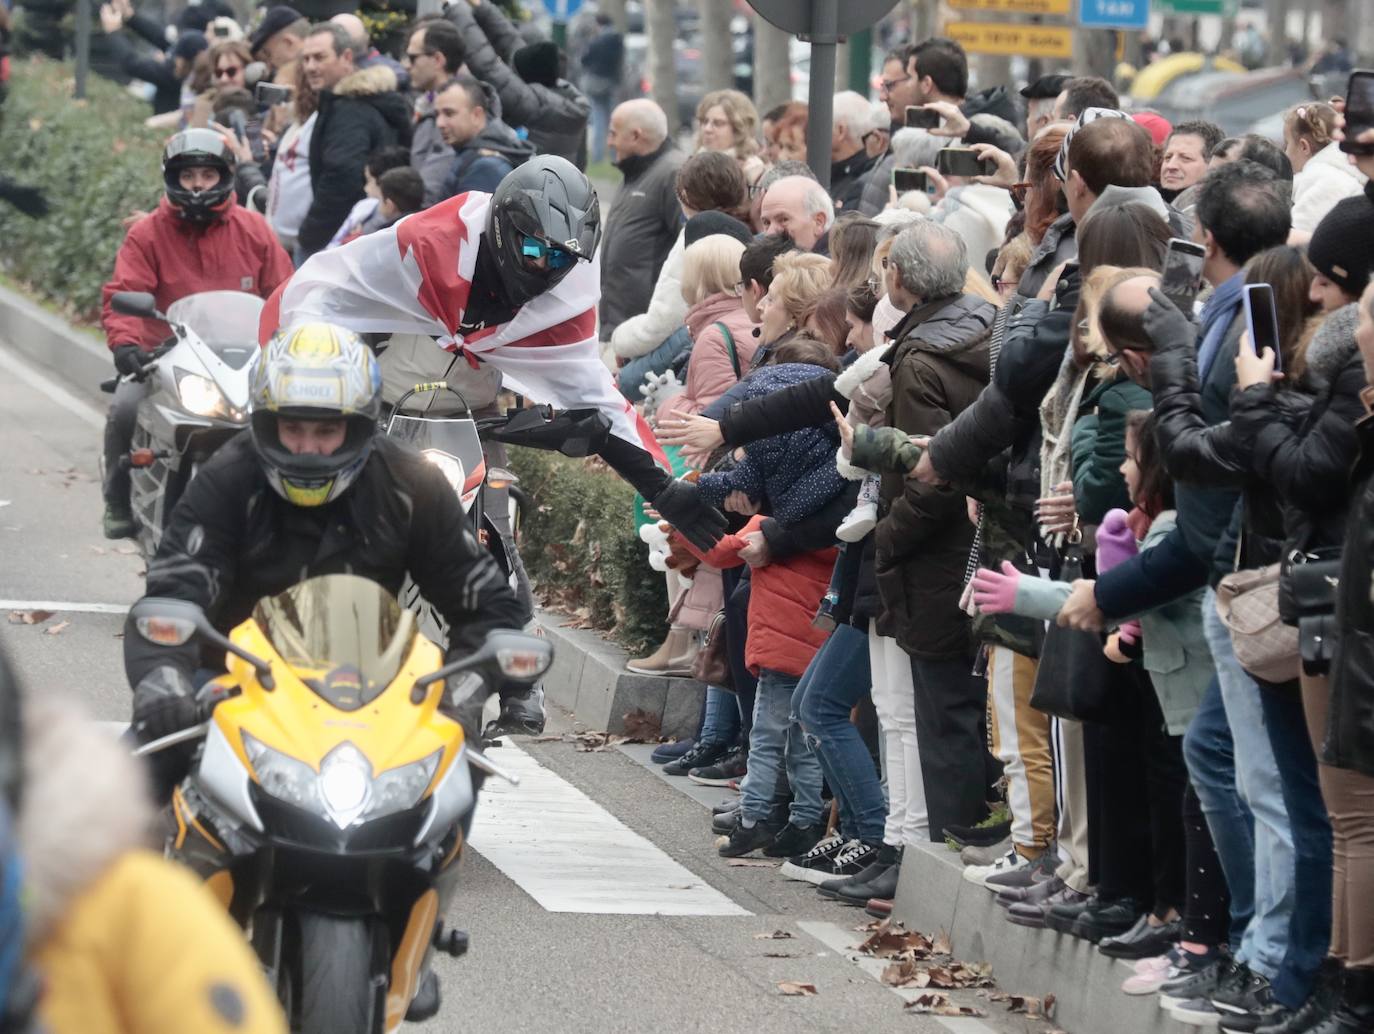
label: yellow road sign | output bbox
[945,21,1075,59]
[948,0,1072,14]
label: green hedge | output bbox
[507,448,667,656]
[0,57,164,323]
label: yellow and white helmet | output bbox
[249,322,382,507]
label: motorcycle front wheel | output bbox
[295,911,386,1034]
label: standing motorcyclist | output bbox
[100,129,294,541]
[260,156,727,553]
[124,322,528,788]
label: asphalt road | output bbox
[0,329,1056,1034]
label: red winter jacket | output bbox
[684,515,835,678]
[101,198,293,352]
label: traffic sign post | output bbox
[545,0,582,47]
[749,0,899,190]
[1078,0,1149,29]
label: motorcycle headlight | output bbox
[422,450,465,494]
[243,733,442,829]
[176,370,230,419]
[242,731,323,813]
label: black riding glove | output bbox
[0,179,50,219]
[131,666,200,743]
[652,479,728,551]
[113,344,151,377]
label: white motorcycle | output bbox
[104,290,261,557]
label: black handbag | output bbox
[1283,546,1342,677]
[1028,542,1126,724]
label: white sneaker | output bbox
[836,502,878,543]
[960,847,1031,888]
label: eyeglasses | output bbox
[215,65,243,79]
[520,235,575,270]
[404,49,431,61]
[1008,182,1031,210]
[879,74,911,94]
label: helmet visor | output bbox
[519,234,576,271]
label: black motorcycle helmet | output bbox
[487,155,602,306]
[163,128,237,224]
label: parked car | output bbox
[1150,66,1335,138]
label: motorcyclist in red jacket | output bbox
[99,128,293,539]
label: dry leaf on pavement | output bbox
[777,981,817,997]
[619,708,662,743]
[763,952,799,958]
[856,920,933,958]
[984,991,1056,1018]
[903,992,987,1017]
[754,930,795,940]
[8,610,54,625]
[44,621,70,636]
[932,929,952,955]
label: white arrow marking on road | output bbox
[469,742,750,916]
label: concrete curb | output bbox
[0,282,707,740]
[892,841,1187,1033]
[537,617,705,739]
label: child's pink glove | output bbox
[971,561,1021,615]
[1095,508,1138,572]
[1118,619,1141,646]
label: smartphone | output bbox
[904,105,942,130]
[892,167,928,194]
[255,81,292,107]
[1161,237,1207,313]
[1243,283,1283,372]
[1340,69,1374,156]
[936,146,992,178]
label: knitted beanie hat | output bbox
[1308,192,1374,297]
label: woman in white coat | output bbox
[1286,102,1366,243]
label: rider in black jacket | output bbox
[125,323,528,768]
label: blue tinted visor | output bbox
[519,235,575,270]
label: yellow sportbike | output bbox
[130,573,551,1033]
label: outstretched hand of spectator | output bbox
[724,491,760,516]
[970,143,1018,188]
[970,561,1021,615]
[830,401,854,458]
[656,413,724,454]
[1056,579,1105,631]
[920,100,970,140]
[1235,330,1281,389]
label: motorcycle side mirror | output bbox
[409,630,553,703]
[110,291,165,321]
[130,597,276,690]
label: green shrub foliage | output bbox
[0,58,165,322]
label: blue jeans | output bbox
[699,685,741,749]
[1258,681,1332,1007]
[588,93,613,165]
[616,325,692,402]
[795,623,885,844]
[1198,587,1295,980]
[739,668,825,828]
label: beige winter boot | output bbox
[627,626,693,675]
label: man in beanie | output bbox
[443,1,590,168]
[1020,72,1071,139]
[1306,190,1374,312]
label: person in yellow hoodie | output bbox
[0,650,287,1034]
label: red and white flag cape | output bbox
[260,192,665,464]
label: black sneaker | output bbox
[103,502,136,540]
[764,822,826,859]
[779,833,847,883]
[795,839,879,885]
[711,807,740,835]
[818,846,899,900]
[689,748,747,786]
[1255,959,1342,1033]
[1212,965,1273,1016]
[1221,999,1290,1034]
[1160,953,1232,1009]
[662,740,730,777]
[717,819,781,858]
[1071,897,1143,943]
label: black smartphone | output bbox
[892,167,928,193]
[904,105,941,130]
[1161,237,1207,313]
[1341,70,1374,156]
[255,81,292,107]
[1243,283,1283,372]
[936,146,991,178]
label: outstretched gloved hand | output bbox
[970,560,1022,615]
[652,478,727,551]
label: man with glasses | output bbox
[404,19,468,206]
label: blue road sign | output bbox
[1079,0,1149,28]
[545,0,583,20]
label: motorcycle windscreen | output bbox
[386,415,485,479]
[251,574,418,711]
[165,291,265,370]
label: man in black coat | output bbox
[297,22,412,258]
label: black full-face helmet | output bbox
[487,155,602,306]
[163,128,237,224]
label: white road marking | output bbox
[798,921,999,1033]
[0,600,130,614]
[469,742,750,916]
[0,345,105,429]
